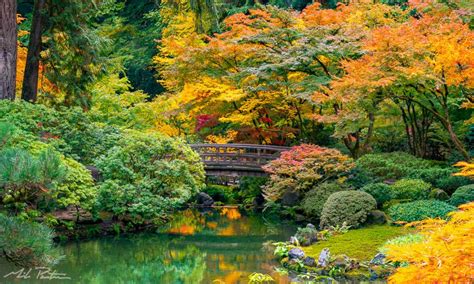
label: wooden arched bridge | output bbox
[190,144,290,180]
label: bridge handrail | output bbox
[190,143,291,152]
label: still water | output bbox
[1,208,297,283]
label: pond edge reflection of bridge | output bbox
[189,144,290,178]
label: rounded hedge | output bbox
[302,182,346,219]
[388,200,457,222]
[320,191,376,229]
[360,183,392,207]
[390,179,431,201]
[450,184,474,207]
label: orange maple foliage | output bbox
[16,15,55,97]
[386,202,474,283]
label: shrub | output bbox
[96,131,205,223]
[386,203,474,282]
[0,213,60,267]
[320,191,376,229]
[302,182,347,219]
[0,100,122,164]
[389,179,431,201]
[388,200,457,222]
[0,147,65,205]
[237,176,268,206]
[52,157,97,211]
[263,144,354,205]
[360,183,392,207]
[408,167,471,194]
[450,184,474,206]
[356,152,432,181]
[355,152,469,193]
[202,184,235,203]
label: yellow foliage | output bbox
[454,161,474,179]
[386,202,474,283]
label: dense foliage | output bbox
[96,131,205,223]
[301,182,347,219]
[360,183,392,208]
[320,191,376,229]
[389,179,431,201]
[387,200,457,222]
[386,203,474,283]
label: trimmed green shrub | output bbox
[302,182,347,219]
[389,179,431,201]
[388,200,457,222]
[320,191,377,229]
[360,183,392,207]
[96,131,205,223]
[450,184,474,207]
[0,213,60,267]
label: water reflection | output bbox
[0,208,296,284]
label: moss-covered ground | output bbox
[304,225,410,261]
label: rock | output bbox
[86,166,102,182]
[295,227,318,246]
[306,223,316,230]
[295,214,306,223]
[332,254,349,268]
[317,248,330,267]
[289,236,299,246]
[429,188,449,201]
[288,248,305,260]
[252,194,265,207]
[366,210,388,225]
[281,191,300,206]
[303,256,316,267]
[196,192,214,206]
[370,253,386,266]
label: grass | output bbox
[303,225,410,261]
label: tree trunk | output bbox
[21,0,46,102]
[0,0,17,100]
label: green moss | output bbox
[303,225,409,261]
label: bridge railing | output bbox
[190,143,290,171]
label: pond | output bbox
[0,208,297,283]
